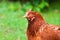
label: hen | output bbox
[24,10,60,40]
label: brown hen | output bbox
[24,10,60,40]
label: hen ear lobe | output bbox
[31,17,35,21]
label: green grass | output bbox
[0,2,27,40]
[0,1,60,40]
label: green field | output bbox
[0,1,60,40]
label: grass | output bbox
[0,1,60,40]
[0,2,27,40]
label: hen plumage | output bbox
[24,10,60,40]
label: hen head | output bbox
[24,9,44,22]
[24,9,36,21]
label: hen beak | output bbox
[23,14,27,18]
[23,15,27,18]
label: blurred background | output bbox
[0,0,60,40]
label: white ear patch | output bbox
[31,17,35,21]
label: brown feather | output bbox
[24,10,60,40]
